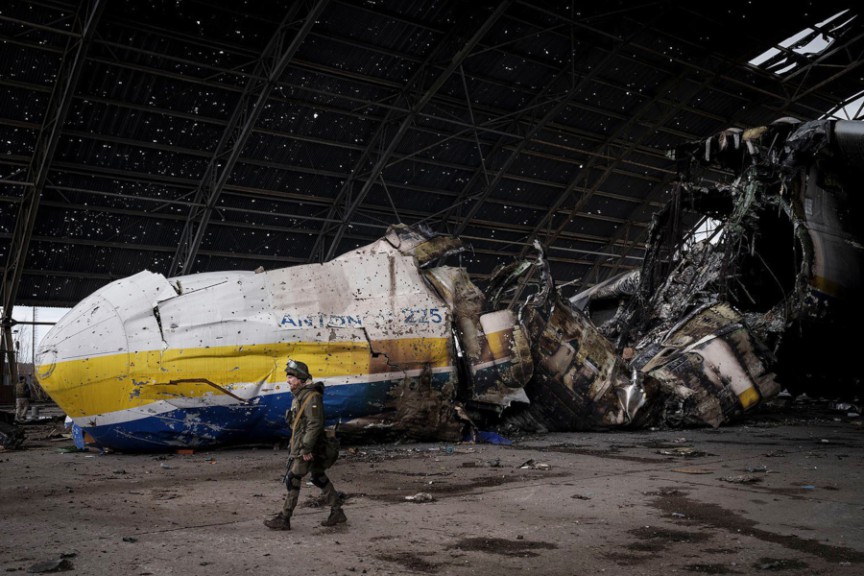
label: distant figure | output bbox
[264,359,345,530]
[15,375,31,422]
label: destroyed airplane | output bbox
[35,226,536,450]
[572,117,864,422]
[34,117,864,451]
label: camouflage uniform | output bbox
[15,376,31,422]
[265,362,345,530]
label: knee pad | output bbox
[311,474,330,489]
[284,471,302,491]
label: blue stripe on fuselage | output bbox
[73,376,445,451]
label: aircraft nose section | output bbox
[34,345,57,381]
[35,292,130,412]
[34,270,175,416]
[36,292,128,377]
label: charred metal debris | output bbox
[564,118,864,431]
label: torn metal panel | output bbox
[488,249,634,431]
[634,303,779,428]
[516,292,633,429]
[612,118,863,416]
[568,269,641,336]
[665,118,864,319]
[384,223,464,266]
[386,365,462,441]
[569,269,640,312]
[564,118,864,428]
[423,266,534,410]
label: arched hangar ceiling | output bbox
[1,0,862,309]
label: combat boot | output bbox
[264,513,291,530]
[321,507,347,526]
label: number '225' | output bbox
[403,307,443,324]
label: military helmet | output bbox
[285,359,311,380]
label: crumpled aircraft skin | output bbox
[35,226,534,451]
[572,118,864,418]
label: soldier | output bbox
[15,375,31,422]
[264,359,346,530]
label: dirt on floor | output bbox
[1,401,863,576]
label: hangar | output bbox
[1,2,863,573]
[3,0,863,426]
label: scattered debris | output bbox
[671,467,714,475]
[27,557,74,573]
[720,475,763,484]
[0,412,25,450]
[405,492,434,502]
[656,447,708,458]
[517,459,551,470]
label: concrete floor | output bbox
[1,402,862,575]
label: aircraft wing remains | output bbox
[35,118,863,451]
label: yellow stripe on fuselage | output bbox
[810,275,843,297]
[38,338,452,418]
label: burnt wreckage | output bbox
[34,118,863,451]
[570,117,864,428]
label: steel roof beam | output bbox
[0,36,712,163]
[1,0,103,321]
[168,0,330,277]
[34,157,644,212]
[517,71,706,288]
[306,1,514,263]
[445,5,664,240]
[0,103,674,194]
[9,2,842,127]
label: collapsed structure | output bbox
[33,118,864,451]
[573,117,864,420]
